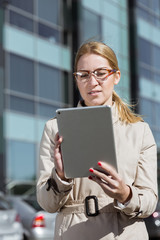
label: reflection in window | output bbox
[38,23,60,43]
[9,0,33,13]
[138,38,151,65]
[10,11,33,32]
[155,103,160,126]
[139,67,152,80]
[7,140,35,180]
[139,97,153,125]
[153,73,160,84]
[10,54,34,95]
[151,0,160,14]
[38,0,59,25]
[38,64,62,102]
[137,7,152,22]
[153,45,160,69]
[138,0,150,8]
[10,96,34,114]
[38,103,57,118]
[81,8,101,42]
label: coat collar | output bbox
[77,101,119,124]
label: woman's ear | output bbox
[114,71,121,85]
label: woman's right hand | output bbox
[54,132,66,181]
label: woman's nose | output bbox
[88,73,99,86]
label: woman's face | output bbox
[76,54,120,106]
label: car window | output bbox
[24,198,42,211]
[0,196,12,210]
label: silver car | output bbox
[0,192,23,240]
[7,196,57,240]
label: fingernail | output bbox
[89,168,94,173]
[88,176,93,180]
[98,161,102,167]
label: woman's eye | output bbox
[96,71,106,76]
[81,73,88,78]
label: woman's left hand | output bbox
[89,161,132,204]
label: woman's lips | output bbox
[88,90,101,95]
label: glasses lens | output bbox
[95,69,109,79]
[76,72,89,81]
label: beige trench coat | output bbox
[37,103,158,240]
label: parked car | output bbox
[0,192,23,240]
[6,180,35,196]
[145,201,160,239]
[7,196,57,240]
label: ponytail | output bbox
[112,91,143,123]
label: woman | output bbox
[37,41,158,240]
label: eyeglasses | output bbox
[73,68,117,83]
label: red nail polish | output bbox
[88,176,93,180]
[98,161,102,166]
[89,168,94,173]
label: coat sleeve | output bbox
[36,119,74,213]
[114,123,158,218]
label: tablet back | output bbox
[56,105,117,178]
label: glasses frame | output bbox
[73,68,117,83]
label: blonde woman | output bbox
[37,41,158,240]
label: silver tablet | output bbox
[56,105,117,178]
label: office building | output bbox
[0,0,159,192]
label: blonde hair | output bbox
[74,41,143,124]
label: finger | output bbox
[54,134,63,149]
[89,168,115,187]
[88,175,111,190]
[97,161,118,180]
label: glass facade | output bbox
[79,0,130,100]
[136,0,160,194]
[136,0,160,148]
[1,0,72,183]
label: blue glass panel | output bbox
[38,63,62,102]
[81,8,101,42]
[9,96,34,114]
[10,54,34,95]
[38,0,59,25]
[10,11,33,32]
[38,23,60,43]
[139,97,153,125]
[7,140,36,180]
[10,0,33,13]
[38,103,57,119]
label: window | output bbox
[38,23,60,43]
[10,54,34,95]
[7,140,36,180]
[155,102,160,126]
[38,0,59,25]
[139,98,153,125]
[9,96,34,114]
[9,11,33,32]
[153,45,160,69]
[138,38,151,65]
[38,103,57,118]
[81,8,101,42]
[139,67,152,80]
[138,0,150,8]
[151,0,160,14]
[38,64,62,102]
[153,73,160,84]
[9,0,34,13]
